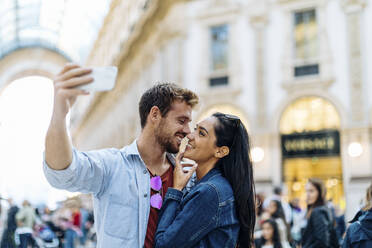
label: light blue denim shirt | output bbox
[43,140,153,248]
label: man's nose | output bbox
[183,124,191,135]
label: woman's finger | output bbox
[175,152,184,165]
[184,164,198,178]
[180,163,194,168]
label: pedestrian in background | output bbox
[301,178,339,248]
[264,186,293,225]
[15,200,37,248]
[266,200,292,248]
[255,219,283,248]
[342,183,372,248]
[289,198,305,246]
[0,199,19,248]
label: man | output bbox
[15,200,37,248]
[43,64,199,247]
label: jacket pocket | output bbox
[104,194,138,240]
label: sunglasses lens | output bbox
[225,114,239,120]
[150,176,162,191]
[150,193,162,209]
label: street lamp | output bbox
[348,142,363,157]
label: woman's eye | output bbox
[199,131,205,136]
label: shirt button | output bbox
[144,193,148,198]
[143,169,147,174]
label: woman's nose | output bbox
[186,133,194,140]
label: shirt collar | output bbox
[125,139,140,156]
[125,139,176,167]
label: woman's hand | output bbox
[173,152,198,191]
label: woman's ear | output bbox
[215,146,230,158]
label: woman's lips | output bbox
[185,144,193,150]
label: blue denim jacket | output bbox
[155,168,240,248]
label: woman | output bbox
[301,178,339,248]
[343,183,372,248]
[154,112,256,247]
[255,219,282,248]
[267,200,291,248]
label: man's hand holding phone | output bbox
[45,63,118,170]
[52,64,118,120]
[53,63,93,119]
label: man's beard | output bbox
[155,123,179,154]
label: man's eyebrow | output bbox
[196,124,209,134]
[178,115,191,121]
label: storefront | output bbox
[280,96,345,209]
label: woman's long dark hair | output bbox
[270,200,292,242]
[362,183,372,211]
[261,219,282,248]
[270,200,286,221]
[212,112,256,247]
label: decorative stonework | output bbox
[278,0,334,92]
[342,0,366,13]
[342,0,366,123]
[195,0,243,98]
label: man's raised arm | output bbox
[45,63,93,170]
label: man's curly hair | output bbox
[139,83,198,128]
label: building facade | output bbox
[67,0,372,220]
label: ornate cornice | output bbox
[342,0,367,14]
[282,77,335,92]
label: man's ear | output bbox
[215,146,230,158]
[149,106,161,124]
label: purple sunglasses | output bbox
[150,175,163,209]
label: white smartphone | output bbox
[78,66,118,92]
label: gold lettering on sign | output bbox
[327,137,335,149]
[284,137,336,152]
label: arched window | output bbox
[0,76,71,208]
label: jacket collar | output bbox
[198,168,221,184]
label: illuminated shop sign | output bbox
[281,129,340,158]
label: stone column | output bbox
[342,0,366,123]
[341,0,370,221]
[250,15,268,129]
[249,13,277,189]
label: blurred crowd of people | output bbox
[254,180,372,248]
[0,180,371,248]
[0,197,95,248]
